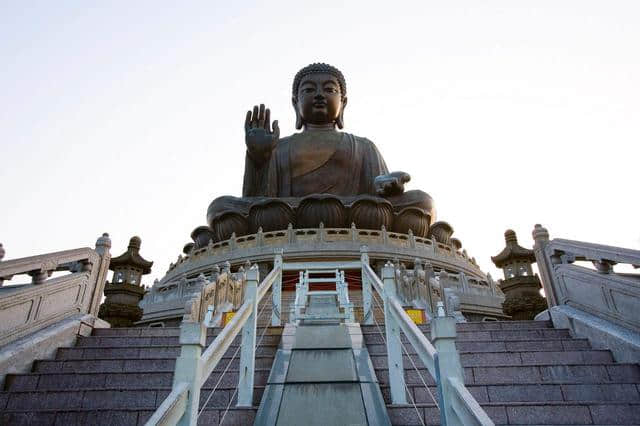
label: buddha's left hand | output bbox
[375,171,411,196]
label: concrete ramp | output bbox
[255,295,390,426]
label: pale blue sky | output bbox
[1,1,639,282]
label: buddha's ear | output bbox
[336,96,347,129]
[292,97,303,130]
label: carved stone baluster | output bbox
[408,229,416,249]
[287,223,295,245]
[257,227,264,247]
[423,261,437,315]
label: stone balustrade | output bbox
[139,262,248,326]
[184,224,474,265]
[161,225,484,288]
[533,224,640,362]
[0,234,111,346]
[392,261,504,321]
[0,234,111,385]
[533,224,640,332]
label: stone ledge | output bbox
[0,314,107,388]
[549,305,640,364]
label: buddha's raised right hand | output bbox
[245,104,279,164]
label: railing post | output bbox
[173,320,206,426]
[294,271,304,323]
[383,262,407,404]
[90,233,112,316]
[238,265,259,406]
[339,270,355,322]
[361,246,373,325]
[432,303,464,425]
[532,224,558,307]
[272,251,283,326]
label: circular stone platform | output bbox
[139,225,505,325]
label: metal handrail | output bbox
[144,382,189,426]
[361,255,493,426]
[199,300,253,383]
[388,297,437,377]
[257,266,281,302]
[146,254,283,426]
[449,377,494,425]
[362,262,384,295]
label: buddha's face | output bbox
[294,73,346,128]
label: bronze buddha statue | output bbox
[202,63,435,245]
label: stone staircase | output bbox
[1,325,282,425]
[2,292,640,425]
[362,320,640,425]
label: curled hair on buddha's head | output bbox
[292,63,347,100]
[292,63,348,129]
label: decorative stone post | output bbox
[272,251,283,326]
[383,262,407,404]
[532,224,558,307]
[238,264,258,406]
[174,318,206,426]
[431,302,464,425]
[360,246,373,325]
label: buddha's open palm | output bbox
[245,104,279,164]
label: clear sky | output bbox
[1,1,638,284]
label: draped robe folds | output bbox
[207,131,434,225]
[244,132,387,198]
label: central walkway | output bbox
[254,293,390,426]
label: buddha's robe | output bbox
[243,131,386,198]
[207,131,434,225]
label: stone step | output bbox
[4,368,273,392]
[368,350,613,368]
[455,338,591,352]
[4,397,639,425]
[91,325,284,337]
[377,383,640,405]
[385,401,640,425]
[373,363,640,386]
[75,333,283,347]
[0,407,258,426]
[365,339,591,356]
[34,355,277,373]
[360,320,554,332]
[362,327,571,341]
[1,386,267,411]
[76,328,569,348]
[87,320,550,339]
[54,344,279,360]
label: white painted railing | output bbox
[361,258,493,426]
[290,268,355,323]
[145,254,283,426]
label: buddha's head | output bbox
[292,63,347,130]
